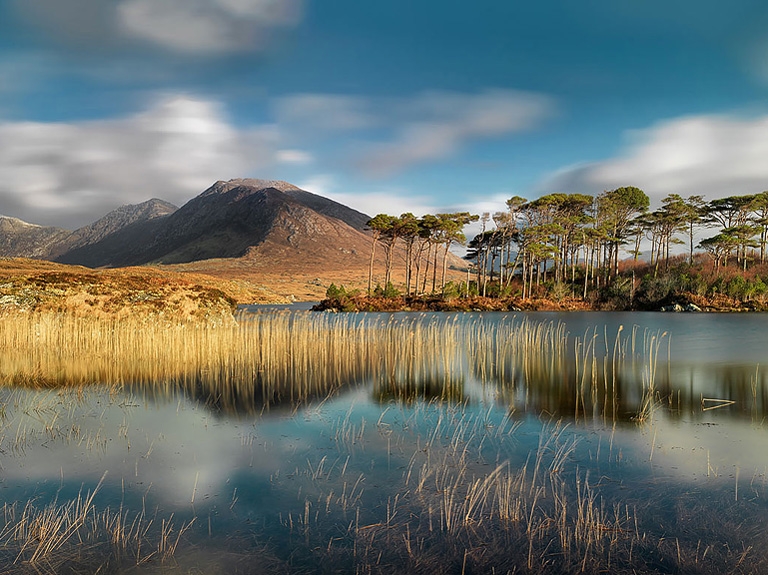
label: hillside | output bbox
[44,179,373,269]
[52,199,178,266]
[0,216,70,258]
[0,179,468,301]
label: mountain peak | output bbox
[0,214,43,229]
[203,178,303,197]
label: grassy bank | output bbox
[0,258,287,319]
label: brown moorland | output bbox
[160,243,469,302]
[0,258,288,319]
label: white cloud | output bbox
[0,87,556,229]
[356,90,555,176]
[274,94,377,133]
[328,191,439,219]
[295,174,336,197]
[276,149,313,165]
[11,0,303,55]
[275,90,555,177]
[117,0,302,53]
[542,114,768,204]
[0,94,279,228]
[297,175,439,219]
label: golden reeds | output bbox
[0,311,667,419]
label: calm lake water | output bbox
[2,310,768,574]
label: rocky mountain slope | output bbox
[49,179,372,267]
[55,198,177,252]
[52,199,178,266]
[0,216,70,258]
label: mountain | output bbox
[0,179,467,300]
[0,216,69,258]
[199,179,370,230]
[57,198,177,252]
[50,179,374,268]
[51,199,178,266]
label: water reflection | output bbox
[110,311,768,424]
[3,308,768,573]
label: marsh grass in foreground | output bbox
[0,387,201,575]
[0,490,196,574]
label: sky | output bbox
[2,0,768,230]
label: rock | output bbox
[660,302,701,312]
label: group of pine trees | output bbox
[365,212,478,295]
[365,187,768,300]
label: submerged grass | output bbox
[0,496,196,574]
[267,403,768,575]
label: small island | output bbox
[318,187,768,313]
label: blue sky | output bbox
[1,0,768,229]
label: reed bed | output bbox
[0,311,668,420]
[0,311,764,573]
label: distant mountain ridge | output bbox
[61,198,177,249]
[0,216,69,258]
[0,179,375,271]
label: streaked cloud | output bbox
[118,0,302,53]
[277,90,555,176]
[0,95,278,228]
[276,149,314,165]
[0,87,555,228]
[11,0,303,55]
[328,190,440,220]
[356,90,555,176]
[274,94,377,133]
[298,175,439,219]
[541,114,768,203]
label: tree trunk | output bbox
[440,242,451,291]
[368,232,379,295]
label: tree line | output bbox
[366,187,768,299]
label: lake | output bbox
[1,310,767,574]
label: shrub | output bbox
[323,283,358,311]
[600,276,634,309]
[442,281,461,301]
[382,282,400,298]
[548,281,571,302]
[637,272,678,304]
[326,283,347,299]
[725,275,747,300]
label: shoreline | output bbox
[312,293,768,313]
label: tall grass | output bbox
[0,311,667,420]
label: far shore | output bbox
[311,292,768,313]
